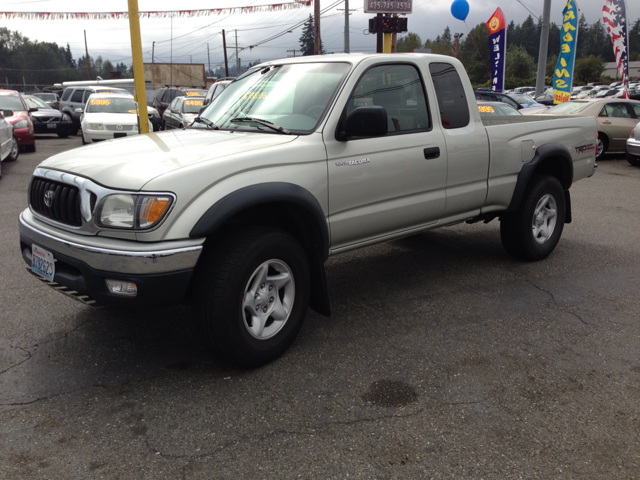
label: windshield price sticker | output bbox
[128,109,137,113]
[186,92,201,96]
[31,244,55,282]
[90,99,111,106]
[478,105,495,113]
[185,100,203,106]
[365,0,412,13]
[242,92,267,100]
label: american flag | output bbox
[602,0,630,99]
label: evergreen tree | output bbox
[506,44,536,79]
[397,32,422,52]
[299,15,323,56]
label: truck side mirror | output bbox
[338,106,388,141]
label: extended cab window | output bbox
[429,62,470,129]
[348,64,430,133]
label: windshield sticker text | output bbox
[90,99,111,105]
[478,105,495,113]
[185,100,203,106]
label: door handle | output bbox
[602,120,612,124]
[424,147,440,159]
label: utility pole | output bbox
[152,41,155,63]
[535,0,552,97]
[207,44,211,74]
[314,0,321,55]
[84,30,91,80]
[344,0,349,53]
[222,30,229,77]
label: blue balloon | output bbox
[451,0,470,21]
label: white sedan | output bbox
[79,93,152,144]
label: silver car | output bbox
[627,122,640,167]
[0,110,20,179]
[162,95,205,130]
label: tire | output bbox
[57,133,69,138]
[4,136,19,162]
[160,120,166,131]
[500,175,566,261]
[71,129,79,136]
[596,134,608,160]
[25,143,36,153]
[191,227,310,367]
[627,155,640,167]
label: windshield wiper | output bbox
[192,116,219,130]
[230,117,291,134]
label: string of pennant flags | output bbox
[0,1,311,20]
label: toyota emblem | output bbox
[44,190,55,207]
[116,125,123,130]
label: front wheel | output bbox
[5,136,19,162]
[500,175,566,261]
[191,227,310,367]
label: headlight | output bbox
[14,120,28,129]
[89,123,103,130]
[62,113,71,122]
[95,194,173,229]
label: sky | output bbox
[3,0,639,71]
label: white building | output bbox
[603,61,640,81]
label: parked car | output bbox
[60,85,131,133]
[0,110,19,179]
[0,90,36,152]
[477,100,520,117]
[22,95,75,138]
[202,78,234,107]
[31,92,60,110]
[535,92,555,105]
[151,86,208,118]
[162,95,205,130]
[79,93,152,144]
[474,90,543,110]
[146,105,162,132]
[626,122,640,166]
[513,86,535,94]
[537,98,640,159]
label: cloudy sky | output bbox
[3,0,639,70]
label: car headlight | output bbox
[89,123,103,130]
[14,120,28,129]
[62,113,71,122]
[95,194,174,229]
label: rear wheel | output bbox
[500,175,566,261]
[25,143,36,153]
[627,155,640,167]
[596,134,608,159]
[192,227,310,367]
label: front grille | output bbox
[30,177,83,226]
[34,116,58,123]
[105,125,134,131]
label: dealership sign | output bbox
[364,1,412,14]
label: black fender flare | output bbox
[506,142,574,215]
[189,183,331,316]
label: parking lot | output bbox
[1,134,639,478]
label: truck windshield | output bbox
[197,62,350,134]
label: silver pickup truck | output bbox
[19,54,597,366]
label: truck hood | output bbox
[38,129,297,190]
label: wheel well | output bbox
[192,201,331,316]
[530,155,572,190]
[597,131,609,146]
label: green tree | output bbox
[397,32,422,53]
[629,19,640,61]
[299,15,323,56]
[574,55,605,84]
[506,44,536,78]
[424,27,454,56]
[457,23,490,85]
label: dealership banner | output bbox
[486,8,506,92]
[602,0,630,98]
[553,0,579,104]
[0,1,311,20]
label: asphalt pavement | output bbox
[1,133,639,479]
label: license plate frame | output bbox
[31,244,55,282]
[47,123,57,129]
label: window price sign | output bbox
[364,1,412,14]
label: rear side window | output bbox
[70,89,84,103]
[429,62,470,129]
[61,88,73,101]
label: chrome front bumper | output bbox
[19,211,203,275]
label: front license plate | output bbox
[47,123,57,129]
[31,244,55,282]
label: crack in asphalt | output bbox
[0,317,94,379]
[521,276,590,326]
